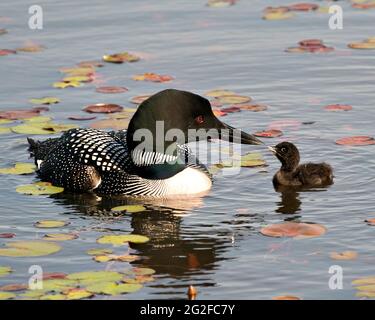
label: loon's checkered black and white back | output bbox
[28,128,212,196]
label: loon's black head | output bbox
[126,89,263,154]
[269,142,300,171]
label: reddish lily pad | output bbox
[43,272,67,280]
[330,251,358,260]
[254,129,283,138]
[272,295,301,300]
[287,3,319,11]
[299,39,323,46]
[335,136,375,146]
[130,95,152,104]
[240,104,268,112]
[68,115,96,121]
[213,110,227,117]
[365,218,375,226]
[221,106,241,113]
[0,49,16,56]
[96,86,128,94]
[217,95,251,105]
[0,109,41,120]
[324,104,352,112]
[260,222,326,239]
[0,233,15,239]
[83,104,123,114]
[132,73,174,83]
[0,284,27,292]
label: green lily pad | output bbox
[0,162,36,175]
[0,127,11,134]
[66,271,123,285]
[65,288,93,300]
[86,248,113,256]
[42,278,78,292]
[0,292,16,300]
[86,282,142,295]
[40,294,66,300]
[24,116,53,123]
[43,233,78,241]
[126,267,155,276]
[0,266,12,277]
[0,241,61,257]
[97,234,150,246]
[29,97,60,105]
[16,182,64,195]
[11,124,54,135]
[111,205,146,213]
[35,220,69,228]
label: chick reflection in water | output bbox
[275,186,302,215]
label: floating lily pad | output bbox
[111,205,146,213]
[0,109,41,120]
[348,41,375,49]
[240,104,268,112]
[330,251,358,260]
[0,127,11,134]
[365,218,375,226]
[40,294,66,300]
[272,295,301,300]
[132,73,174,82]
[287,3,319,11]
[17,44,45,52]
[16,182,64,195]
[78,60,104,68]
[35,220,69,228]
[221,106,241,113]
[260,222,326,239]
[68,115,96,121]
[86,282,142,295]
[217,95,251,105]
[87,248,113,256]
[352,276,375,286]
[11,124,54,135]
[130,267,156,276]
[335,136,375,146]
[97,234,150,246]
[67,271,123,285]
[207,0,236,8]
[0,49,16,56]
[0,233,15,239]
[65,288,93,300]
[130,95,152,104]
[96,86,128,94]
[212,110,227,117]
[43,233,78,241]
[94,254,140,263]
[324,104,352,112]
[62,75,92,83]
[263,11,295,20]
[53,81,82,89]
[0,241,61,257]
[0,292,16,300]
[0,283,27,292]
[205,89,236,98]
[0,266,12,277]
[83,103,123,114]
[103,52,140,63]
[254,129,283,138]
[0,162,36,175]
[29,97,60,105]
[24,116,53,123]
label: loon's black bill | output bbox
[218,122,264,145]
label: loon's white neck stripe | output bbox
[131,150,179,166]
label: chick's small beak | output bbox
[268,146,277,154]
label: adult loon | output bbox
[269,142,334,188]
[28,89,263,196]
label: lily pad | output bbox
[0,49,16,56]
[0,241,61,257]
[335,136,375,146]
[240,104,268,112]
[65,288,93,300]
[111,205,146,213]
[260,222,326,239]
[103,52,140,63]
[40,294,66,300]
[132,73,174,82]
[330,251,358,260]
[348,42,375,49]
[0,233,15,239]
[94,254,140,263]
[97,234,150,246]
[0,266,12,277]
[287,3,319,11]
[59,67,94,76]
[272,295,301,300]
[96,86,128,94]
[0,292,16,300]
[67,271,123,285]
[68,115,96,121]
[217,95,251,105]
[130,95,152,104]
[16,182,64,195]
[0,162,36,175]
[43,233,78,241]
[83,103,123,114]
[87,248,113,256]
[35,220,69,228]
[29,97,60,105]
[86,282,142,295]
[263,11,295,20]
[205,89,236,98]
[324,104,352,112]
[11,124,54,135]
[53,81,82,89]
[254,129,283,138]
[0,109,41,120]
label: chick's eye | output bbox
[195,115,204,124]
[281,147,287,153]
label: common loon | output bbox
[269,142,334,188]
[28,89,263,196]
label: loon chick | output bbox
[269,142,333,188]
[28,89,263,196]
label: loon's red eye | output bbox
[195,115,204,124]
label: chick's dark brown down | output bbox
[269,142,334,188]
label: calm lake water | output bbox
[0,0,375,299]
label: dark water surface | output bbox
[0,0,375,299]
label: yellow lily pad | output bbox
[0,127,11,134]
[0,266,12,277]
[16,182,64,195]
[29,97,60,105]
[0,162,36,175]
[94,254,140,263]
[86,248,113,256]
[111,205,146,213]
[263,12,295,20]
[0,119,13,125]
[356,291,375,298]
[97,234,150,246]
[0,241,61,257]
[205,89,236,97]
[24,116,53,123]
[352,276,375,286]
[59,67,94,76]
[53,81,82,89]
[65,288,93,300]
[0,292,16,300]
[35,220,69,228]
[86,282,142,295]
[217,95,252,104]
[348,42,375,49]
[40,294,66,300]
[62,75,92,83]
[11,124,55,135]
[43,233,78,241]
[129,267,155,276]
[42,278,77,292]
